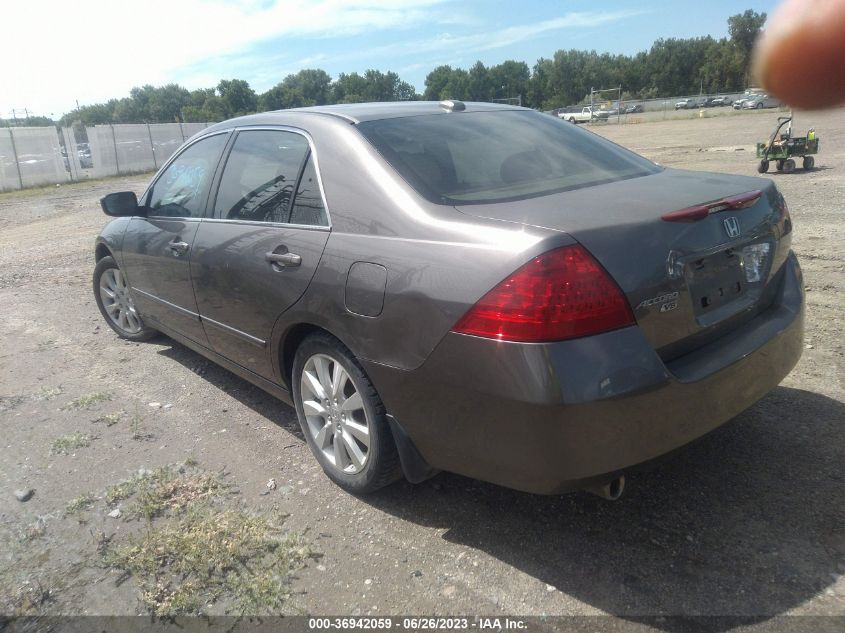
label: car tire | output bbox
[568,117,575,123]
[93,256,157,341]
[758,160,769,174]
[783,159,796,174]
[292,332,401,494]
[803,156,815,169]
[756,103,763,109]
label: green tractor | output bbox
[757,115,819,174]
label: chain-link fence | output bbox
[0,122,212,192]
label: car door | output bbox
[121,131,229,345]
[190,128,330,380]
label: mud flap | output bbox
[387,415,439,484]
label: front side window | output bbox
[214,130,309,223]
[148,133,227,218]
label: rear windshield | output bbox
[357,110,661,205]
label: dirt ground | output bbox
[1,107,843,627]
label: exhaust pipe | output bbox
[586,475,625,501]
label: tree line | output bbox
[423,9,764,107]
[2,10,765,128]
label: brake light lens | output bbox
[661,190,762,222]
[452,245,635,342]
[777,194,792,232]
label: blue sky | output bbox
[5,0,779,118]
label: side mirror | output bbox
[100,191,143,217]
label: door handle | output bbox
[265,251,302,268]
[168,240,190,256]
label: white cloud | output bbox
[2,0,448,116]
[361,10,644,58]
[2,2,641,118]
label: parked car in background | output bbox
[625,104,644,114]
[559,106,609,123]
[734,88,765,110]
[93,100,804,499]
[743,94,782,109]
[675,98,697,110]
[710,96,732,107]
[76,143,93,169]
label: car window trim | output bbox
[208,127,308,224]
[206,125,332,229]
[201,217,331,232]
[287,149,321,225]
[143,130,232,220]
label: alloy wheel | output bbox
[99,267,142,334]
[300,353,371,474]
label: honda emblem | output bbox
[723,216,741,238]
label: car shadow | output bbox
[365,386,845,629]
[153,339,843,629]
[154,342,305,442]
[767,165,833,176]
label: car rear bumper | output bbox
[364,253,804,494]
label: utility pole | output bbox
[12,109,18,126]
[8,127,24,189]
[618,84,622,124]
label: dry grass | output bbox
[62,392,111,410]
[104,506,309,615]
[19,517,48,543]
[0,526,56,616]
[0,580,53,616]
[104,465,228,519]
[33,385,63,401]
[50,432,94,455]
[131,469,228,520]
[98,463,309,615]
[65,493,96,518]
[92,411,123,426]
[129,404,153,441]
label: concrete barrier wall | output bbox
[0,122,212,192]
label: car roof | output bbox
[206,101,526,131]
[289,100,525,123]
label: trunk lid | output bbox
[454,168,792,358]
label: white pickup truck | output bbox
[558,107,609,124]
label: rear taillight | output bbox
[778,194,792,236]
[452,245,635,343]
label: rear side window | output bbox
[357,110,661,205]
[148,133,227,218]
[288,156,327,226]
[214,130,309,223]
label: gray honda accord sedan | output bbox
[93,101,803,498]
